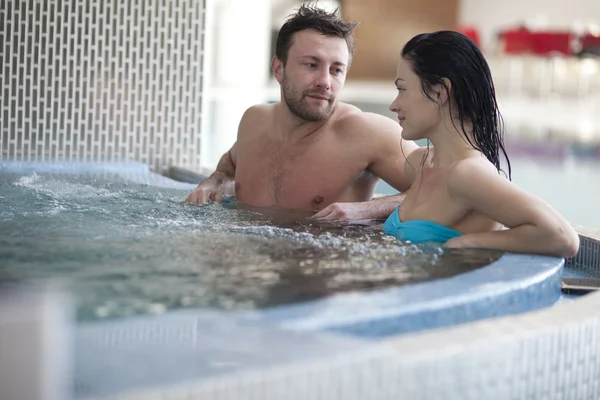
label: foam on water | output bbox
[0,171,502,322]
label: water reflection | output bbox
[2,173,502,321]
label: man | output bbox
[186,4,418,221]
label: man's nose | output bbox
[315,69,331,89]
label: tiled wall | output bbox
[566,228,600,277]
[1,0,206,173]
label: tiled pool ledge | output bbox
[71,253,566,399]
[0,161,199,191]
[567,226,600,277]
[78,290,600,400]
[235,253,564,338]
[72,268,600,400]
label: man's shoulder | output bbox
[334,104,402,136]
[233,104,274,144]
[242,103,274,121]
[237,103,274,135]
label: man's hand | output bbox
[184,181,225,204]
[311,194,406,222]
[185,146,237,205]
[311,202,378,222]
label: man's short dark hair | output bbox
[275,3,359,66]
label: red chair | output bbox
[457,25,481,48]
[502,28,533,54]
[530,31,573,56]
[581,33,600,55]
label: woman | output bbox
[383,31,579,258]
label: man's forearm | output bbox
[203,150,236,195]
[311,193,406,221]
[366,193,406,219]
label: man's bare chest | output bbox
[234,143,365,210]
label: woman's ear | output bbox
[434,78,451,106]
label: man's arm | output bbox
[185,143,238,204]
[311,192,407,222]
[185,104,266,204]
[365,113,420,192]
[313,113,420,221]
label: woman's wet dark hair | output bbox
[402,31,511,179]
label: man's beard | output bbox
[281,76,336,122]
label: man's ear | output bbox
[272,56,284,84]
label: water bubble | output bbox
[3,171,502,322]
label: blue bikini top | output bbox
[382,206,462,244]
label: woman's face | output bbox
[389,58,442,141]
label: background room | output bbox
[202,0,600,227]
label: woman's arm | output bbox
[445,158,579,258]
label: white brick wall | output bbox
[0,0,207,173]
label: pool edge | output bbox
[73,229,600,399]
